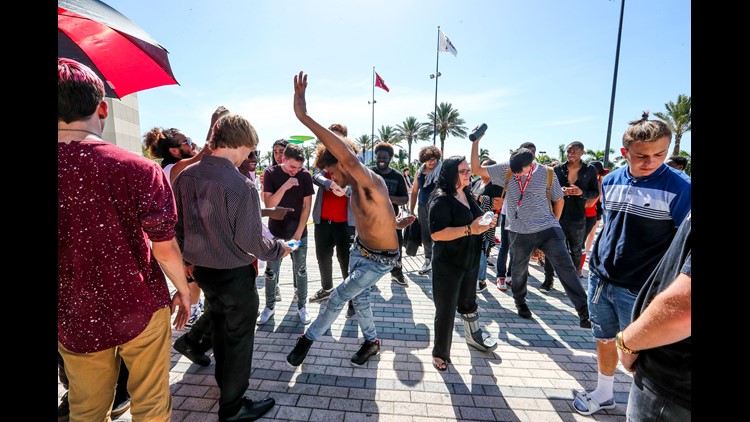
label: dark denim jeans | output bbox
[508,227,588,311]
[495,213,512,277]
[627,378,691,421]
[544,218,586,280]
[265,235,309,309]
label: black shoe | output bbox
[58,392,69,421]
[516,303,532,319]
[540,280,553,291]
[351,339,380,366]
[309,288,333,303]
[391,273,407,286]
[221,397,275,422]
[174,334,211,366]
[287,335,314,367]
[578,306,592,329]
[346,302,356,319]
[111,393,131,419]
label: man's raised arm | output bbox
[293,72,368,180]
[470,129,489,180]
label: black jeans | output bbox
[314,221,355,290]
[508,227,588,311]
[390,228,404,276]
[543,217,586,280]
[417,205,433,260]
[194,264,258,420]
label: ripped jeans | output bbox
[265,235,308,310]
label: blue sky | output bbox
[105,0,691,164]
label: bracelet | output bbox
[615,331,638,354]
[465,224,471,236]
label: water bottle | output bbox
[469,123,488,142]
[478,211,495,226]
[286,239,302,251]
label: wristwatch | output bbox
[615,331,638,354]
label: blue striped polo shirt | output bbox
[590,163,691,289]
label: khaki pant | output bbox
[59,306,173,422]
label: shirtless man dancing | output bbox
[287,71,401,367]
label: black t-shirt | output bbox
[632,212,691,409]
[263,165,315,239]
[428,189,483,271]
[372,167,408,215]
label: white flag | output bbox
[438,29,458,57]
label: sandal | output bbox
[432,357,448,372]
[572,391,616,415]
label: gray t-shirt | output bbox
[487,162,564,234]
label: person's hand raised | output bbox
[293,72,309,119]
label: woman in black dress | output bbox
[428,156,499,371]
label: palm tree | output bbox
[355,134,374,164]
[557,144,565,162]
[584,148,619,170]
[302,143,316,170]
[377,125,400,145]
[654,94,691,156]
[678,150,692,176]
[426,102,468,157]
[260,150,273,169]
[479,148,490,161]
[395,116,427,169]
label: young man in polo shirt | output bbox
[571,112,691,415]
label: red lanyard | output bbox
[516,164,534,207]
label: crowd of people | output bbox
[58,60,691,421]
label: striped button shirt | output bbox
[487,162,564,234]
[173,154,286,269]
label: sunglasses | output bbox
[458,169,471,175]
[179,137,193,147]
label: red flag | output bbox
[375,72,390,92]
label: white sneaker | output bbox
[497,277,508,292]
[418,259,432,275]
[298,307,311,324]
[257,307,274,325]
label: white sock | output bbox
[588,373,614,403]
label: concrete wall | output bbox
[101,93,142,155]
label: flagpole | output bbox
[371,66,376,165]
[431,26,441,146]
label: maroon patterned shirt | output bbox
[58,140,175,353]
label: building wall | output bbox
[101,93,142,155]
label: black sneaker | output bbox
[540,280,553,291]
[477,280,488,293]
[351,339,380,366]
[287,334,314,367]
[346,301,356,319]
[173,334,211,366]
[392,273,407,286]
[578,306,593,329]
[516,303,533,319]
[58,392,69,421]
[309,288,333,303]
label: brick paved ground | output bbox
[59,217,631,421]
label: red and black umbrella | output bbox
[58,0,179,99]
